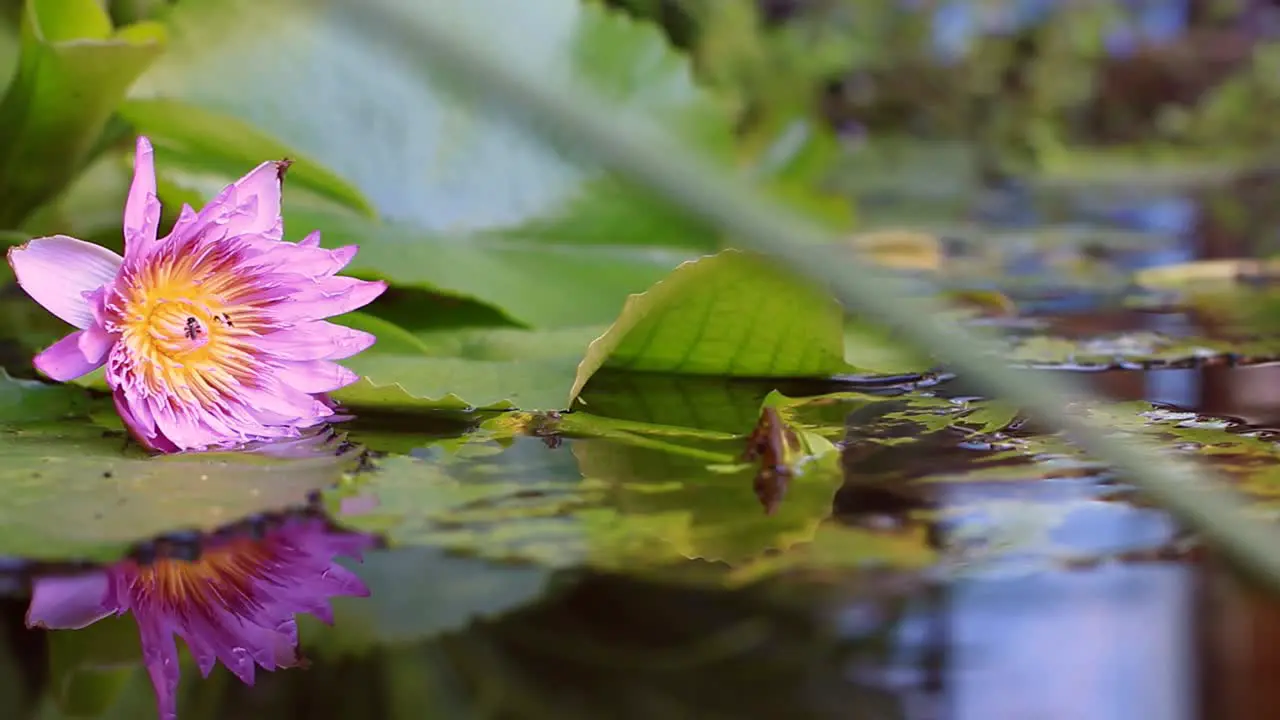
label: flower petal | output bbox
[274,277,387,321]
[257,322,377,361]
[275,360,359,393]
[112,386,178,454]
[123,137,162,262]
[7,236,122,328]
[254,243,358,279]
[26,572,119,629]
[78,321,115,359]
[34,330,111,381]
[199,160,287,241]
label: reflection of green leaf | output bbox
[728,524,937,585]
[0,423,360,562]
[47,616,141,718]
[0,0,165,226]
[570,250,849,403]
[309,547,552,657]
[573,437,841,563]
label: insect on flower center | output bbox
[142,301,235,361]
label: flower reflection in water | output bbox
[25,518,375,720]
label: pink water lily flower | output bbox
[7,137,386,452]
[26,519,376,720]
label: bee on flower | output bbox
[6,137,386,452]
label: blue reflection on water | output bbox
[947,564,1193,720]
[930,0,1191,60]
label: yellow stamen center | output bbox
[117,263,260,403]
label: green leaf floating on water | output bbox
[0,423,361,563]
[0,369,95,424]
[329,422,842,578]
[999,330,1280,369]
[569,249,850,404]
[0,0,166,226]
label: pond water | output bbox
[5,180,1280,719]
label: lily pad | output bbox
[329,422,841,578]
[0,369,95,423]
[998,328,1280,370]
[810,389,1280,567]
[0,422,361,563]
[726,523,938,586]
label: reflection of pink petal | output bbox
[26,519,376,720]
[239,425,348,459]
[339,494,381,516]
[25,571,119,630]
